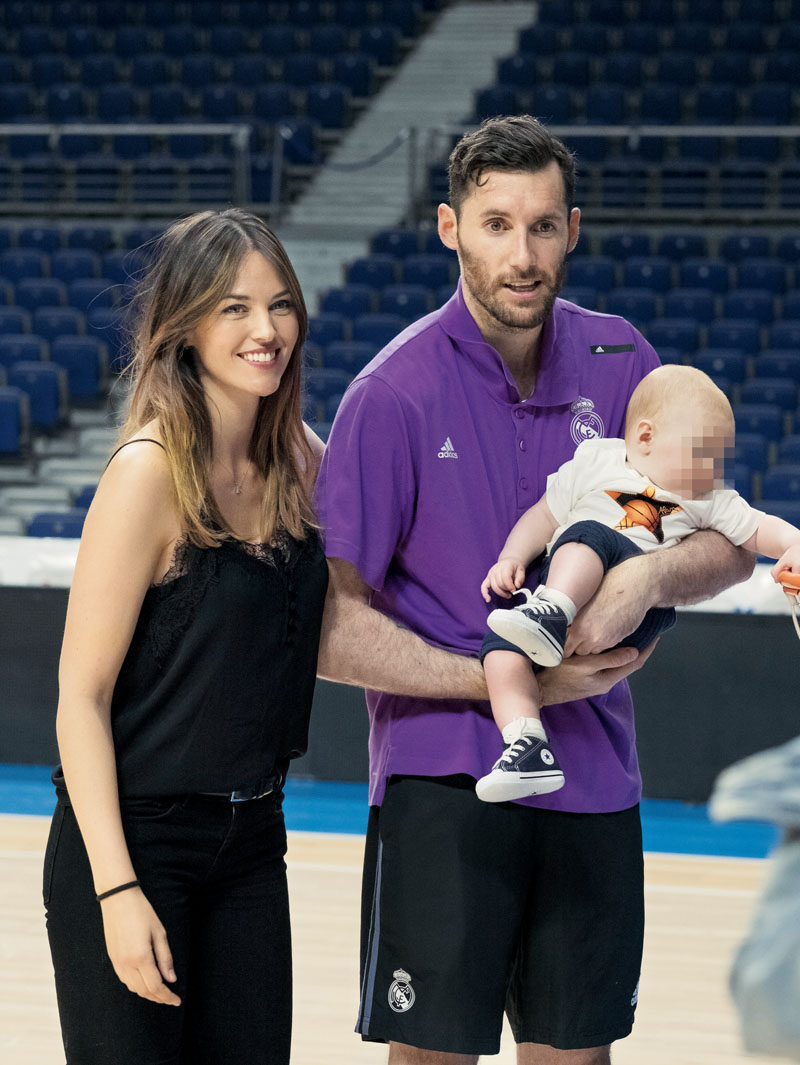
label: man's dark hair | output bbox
[447,114,576,217]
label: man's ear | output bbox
[438,203,458,251]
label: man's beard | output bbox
[459,244,568,332]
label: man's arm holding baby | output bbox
[565,530,755,656]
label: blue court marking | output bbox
[0,764,780,859]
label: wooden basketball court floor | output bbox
[1,803,794,1065]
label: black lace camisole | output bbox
[55,440,329,798]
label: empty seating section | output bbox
[0,0,440,209]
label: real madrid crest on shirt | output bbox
[570,396,605,446]
[388,968,415,1012]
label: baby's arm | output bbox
[741,515,800,581]
[481,495,560,601]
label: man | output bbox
[315,115,753,1065]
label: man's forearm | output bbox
[644,529,755,607]
[317,567,488,699]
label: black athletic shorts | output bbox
[357,774,644,1056]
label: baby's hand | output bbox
[481,559,526,601]
[771,544,800,582]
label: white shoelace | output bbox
[499,736,536,764]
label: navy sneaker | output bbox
[487,590,568,667]
[476,725,565,803]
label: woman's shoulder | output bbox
[99,424,176,523]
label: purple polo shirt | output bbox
[314,281,660,812]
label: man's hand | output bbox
[539,641,658,706]
[565,556,650,656]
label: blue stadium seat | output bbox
[80,53,119,89]
[748,84,792,125]
[672,21,713,52]
[762,465,800,501]
[497,54,537,89]
[653,347,684,365]
[402,255,453,289]
[736,136,781,165]
[655,51,697,86]
[86,309,125,370]
[719,163,768,210]
[693,349,747,383]
[7,361,66,429]
[559,286,599,310]
[663,289,716,323]
[68,279,116,315]
[305,367,353,403]
[0,385,27,454]
[723,21,766,52]
[279,119,318,165]
[27,509,87,538]
[96,84,135,122]
[604,288,658,326]
[569,21,611,51]
[694,84,738,124]
[214,26,247,54]
[735,432,769,472]
[18,226,61,253]
[657,233,708,260]
[202,85,241,121]
[18,27,56,57]
[423,231,457,257]
[380,284,432,318]
[310,24,349,54]
[680,258,729,293]
[321,285,374,317]
[147,85,189,122]
[353,313,406,347]
[50,336,105,399]
[179,55,217,91]
[15,279,67,312]
[333,52,375,97]
[0,308,30,333]
[47,84,87,121]
[553,50,592,86]
[638,84,682,123]
[67,226,114,254]
[323,341,375,375]
[0,85,34,121]
[530,85,574,123]
[583,85,626,124]
[737,259,788,295]
[677,135,722,164]
[307,313,346,348]
[32,307,82,342]
[251,84,293,122]
[707,319,762,354]
[306,83,351,129]
[259,26,298,54]
[603,51,642,87]
[740,377,797,411]
[647,319,700,354]
[475,86,519,121]
[601,232,651,259]
[722,290,775,325]
[371,229,419,258]
[130,54,168,87]
[0,334,46,367]
[32,53,69,89]
[0,250,46,282]
[347,255,397,289]
[282,53,324,87]
[708,53,751,85]
[621,23,661,55]
[731,403,784,441]
[719,232,772,262]
[567,256,617,292]
[64,26,101,58]
[161,23,201,57]
[622,256,673,291]
[518,25,560,53]
[358,25,401,66]
[756,351,800,383]
[778,436,800,464]
[782,292,800,321]
[112,27,150,59]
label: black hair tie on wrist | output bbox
[96,879,141,902]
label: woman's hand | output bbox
[100,888,181,1006]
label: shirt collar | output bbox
[438,279,581,408]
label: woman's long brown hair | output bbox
[118,208,315,547]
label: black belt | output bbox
[200,767,285,803]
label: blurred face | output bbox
[633,408,734,498]
[438,164,580,339]
[185,251,299,402]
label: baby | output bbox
[477,365,800,802]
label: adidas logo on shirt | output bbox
[438,436,458,459]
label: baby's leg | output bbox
[544,540,605,612]
[477,646,565,802]
[483,648,542,731]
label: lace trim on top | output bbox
[154,529,293,587]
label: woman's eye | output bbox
[271,299,294,313]
[223,303,247,314]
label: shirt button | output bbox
[519,439,527,451]
[514,408,525,419]
[519,477,528,490]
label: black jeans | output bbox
[44,792,292,1065]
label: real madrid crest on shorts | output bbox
[388,968,415,1012]
[570,396,605,446]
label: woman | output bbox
[43,209,328,1065]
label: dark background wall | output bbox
[2,587,797,803]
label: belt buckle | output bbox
[230,778,275,802]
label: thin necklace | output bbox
[217,457,252,495]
